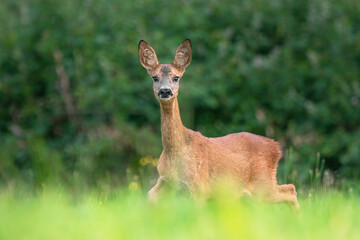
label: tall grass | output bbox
[279,149,328,192]
[0,186,359,240]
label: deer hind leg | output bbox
[272,184,300,209]
[252,182,299,209]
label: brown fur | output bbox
[139,39,299,208]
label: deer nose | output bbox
[158,88,173,98]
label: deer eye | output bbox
[173,76,179,82]
[152,76,159,82]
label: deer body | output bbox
[139,39,299,208]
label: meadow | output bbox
[0,186,359,240]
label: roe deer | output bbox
[138,39,299,208]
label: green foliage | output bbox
[0,0,359,188]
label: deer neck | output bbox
[160,98,186,151]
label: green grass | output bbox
[0,187,359,240]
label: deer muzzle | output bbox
[158,88,173,100]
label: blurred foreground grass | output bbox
[0,187,359,240]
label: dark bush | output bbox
[0,0,359,190]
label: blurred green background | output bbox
[0,0,359,192]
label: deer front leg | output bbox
[148,176,167,202]
[242,189,252,198]
[148,176,192,202]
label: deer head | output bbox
[138,39,192,103]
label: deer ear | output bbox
[138,40,159,70]
[173,39,192,70]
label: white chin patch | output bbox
[159,96,172,101]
